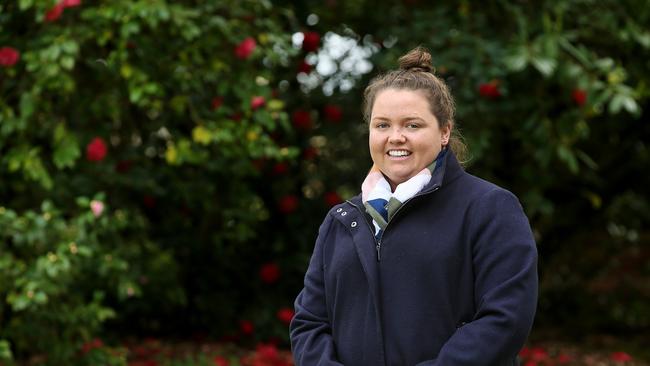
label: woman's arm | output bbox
[420,188,538,366]
[290,214,344,366]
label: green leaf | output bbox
[531,56,557,77]
[503,46,528,72]
[0,339,13,361]
[557,145,579,174]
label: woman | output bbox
[290,47,538,366]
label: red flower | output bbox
[239,320,254,335]
[272,162,289,175]
[143,195,156,209]
[323,104,343,123]
[115,159,133,173]
[292,110,312,130]
[572,88,587,106]
[0,47,20,67]
[44,2,64,22]
[298,59,312,74]
[278,195,299,214]
[231,112,242,122]
[86,137,108,162]
[214,356,229,366]
[256,343,279,360]
[235,37,256,60]
[302,31,321,52]
[251,96,266,110]
[557,353,573,364]
[324,191,342,207]
[478,81,501,99]
[211,96,224,111]
[259,262,280,284]
[276,307,295,325]
[610,352,633,363]
[303,146,319,160]
[81,338,103,354]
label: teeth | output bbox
[388,150,410,157]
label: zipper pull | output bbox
[376,241,381,261]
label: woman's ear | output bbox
[441,121,452,146]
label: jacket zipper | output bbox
[347,185,440,262]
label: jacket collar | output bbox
[349,149,464,207]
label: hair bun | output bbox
[398,46,434,73]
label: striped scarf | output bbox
[362,149,446,239]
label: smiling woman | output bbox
[290,47,539,366]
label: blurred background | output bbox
[0,0,648,365]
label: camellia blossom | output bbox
[276,307,295,325]
[298,59,312,74]
[86,137,108,162]
[323,104,343,123]
[44,2,65,22]
[213,356,229,366]
[610,352,633,363]
[239,320,254,335]
[302,31,321,52]
[478,81,501,99]
[234,37,256,59]
[211,96,224,111]
[272,162,289,175]
[62,0,81,7]
[292,110,312,130]
[90,200,104,217]
[324,191,342,207]
[0,47,20,67]
[43,0,81,22]
[278,195,299,214]
[572,88,587,106]
[259,262,280,284]
[250,96,266,110]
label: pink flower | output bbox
[90,200,104,217]
[572,88,587,106]
[239,320,254,335]
[610,352,633,363]
[235,37,256,60]
[323,104,343,123]
[0,47,20,67]
[86,137,107,162]
[62,0,81,7]
[276,307,295,325]
[278,195,299,214]
[292,110,312,130]
[478,81,501,99]
[44,2,64,22]
[250,96,266,110]
[302,31,321,52]
[324,191,342,207]
[259,262,280,284]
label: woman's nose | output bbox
[388,128,406,143]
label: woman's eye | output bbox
[376,123,389,129]
[406,123,419,129]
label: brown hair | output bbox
[362,46,468,163]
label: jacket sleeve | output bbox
[290,214,344,366]
[423,188,538,366]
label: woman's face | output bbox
[369,88,450,189]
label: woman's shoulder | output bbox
[454,170,522,207]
